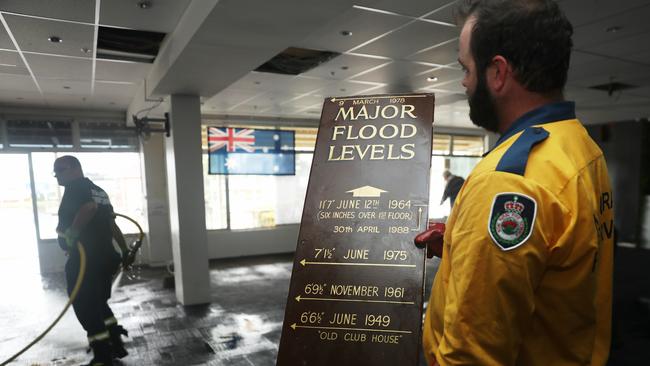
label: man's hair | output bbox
[57,155,82,170]
[455,0,573,94]
[443,170,452,179]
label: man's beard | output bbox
[468,72,499,133]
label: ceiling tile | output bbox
[296,6,409,53]
[100,0,191,33]
[355,0,454,18]
[95,60,151,83]
[39,78,91,95]
[44,94,93,109]
[4,14,94,58]
[229,72,328,94]
[572,4,650,49]
[0,73,38,92]
[424,1,458,24]
[206,88,259,110]
[0,89,45,106]
[24,53,92,80]
[312,80,383,98]
[427,67,464,86]
[288,94,326,108]
[0,23,15,50]
[0,50,29,76]
[580,32,650,62]
[353,20,458,59]
[627,86,650,98]
[301,54,388,80]
[94,80,137,99]
[567,56,650,87]
[351,61,436,84]
[0,0,95,23]
[408,38,459,65]
[560,0,650,28]
[241,91,302,109]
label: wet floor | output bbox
[1,249,648,365]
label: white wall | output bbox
[207,224,299,259]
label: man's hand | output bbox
[414,222,445,258]
[64,227,80,249]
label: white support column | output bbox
[165,94,210,305]
[140,133,173,266]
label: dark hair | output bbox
[455,0,573,94]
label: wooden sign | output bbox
[277,93,434,366]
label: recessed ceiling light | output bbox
[340,88,346,92]
[109,102,115,105]
[606,26,622,33]
[137,1,151,9]
[254,81,261,85]
[16,97,23,100]
[48,36,62,43]
[63,85,71,89]
[427,76,439,82]
[341,66,349,70]
[340,30,353,36]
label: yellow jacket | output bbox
[423,102,614,366]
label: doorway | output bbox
[0,153,39,275]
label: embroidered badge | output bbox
[488,193,537,251]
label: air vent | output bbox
[589,81,638,96]
[255,47,340,75]
[97,26,166,63]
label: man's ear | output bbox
[486,55,510,94]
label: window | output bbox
[452,135,484,156]
[432,134,451,155]
[32,152,146,239]
[202,125,316,230]
[433,133,484,157]
[79,122,138,149]
[7,120,73,148]
[429,133,485,219]
[203,154,228,230]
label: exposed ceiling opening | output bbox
[255,47,340,75]
[97,26,166,63]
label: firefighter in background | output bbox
[414,0,614,365]
[54,156,130,366]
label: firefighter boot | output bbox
[82,339,114,366]
[108,324,129,359]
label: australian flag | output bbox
[208,127,295,175]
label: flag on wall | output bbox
[208,127,295,175]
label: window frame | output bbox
[201,123,317,232]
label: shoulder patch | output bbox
[488,193,537,251]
